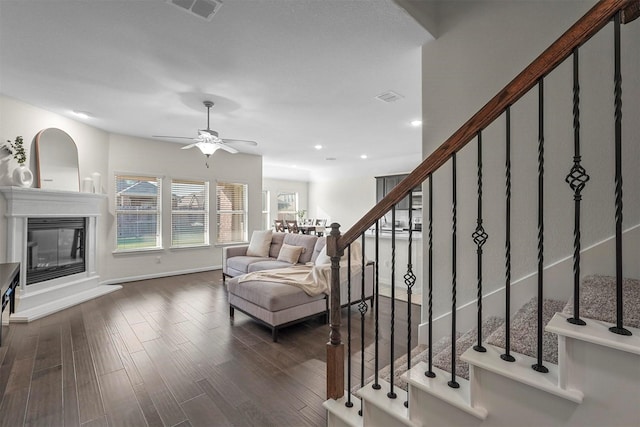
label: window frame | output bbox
[262,190,270,231]
[114,173,162,253]
[216,181,248,245]
[276,191,298,221]
[170,178,210,249]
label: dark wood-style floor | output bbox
[0,270,419,427]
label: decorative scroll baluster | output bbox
[609,12,631,336]
[472,131,488,353]
[345,244,353,407]
[501,107,516,363]
[449,154,460,389]
[425,175,436,378]
[404,190,416,408]
[373,219,382,389]
[532,79,549,374]
[388,206,397,399]
[566,48,589,327]
[358,234,368,415]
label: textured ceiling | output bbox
[0,0,432,181]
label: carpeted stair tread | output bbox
[432,316,504,380]
[486,297,565,364]
[353,333,460,395]
[562,275,640,328]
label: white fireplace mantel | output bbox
[0,186,121,321]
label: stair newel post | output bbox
[566,47,589,327]
[346,244,353,407]
[358,233,368,416]
[473,131,488,353]
[404,189,416,408]
[449,154,460,389]
[425,174,436,378]
[533,79,549,374]
[387,205,398,399]
[326,223,345,400]
[610,11,631,336]
[501,107,516,363]
[373,219,382,390]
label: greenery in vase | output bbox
[4,136,26,165]
[296,209,306,220]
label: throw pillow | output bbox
[315,246,331,266]
[246,230,272,257]
[277,243,304,264]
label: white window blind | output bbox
[216,182,247,244]
[115,175,161,250]
[171,179,209,248]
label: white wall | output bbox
[421,1,640,317]
[309,175,376,231]
[0,95,263,284]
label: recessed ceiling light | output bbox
[360,154,368,159]
[411,120,422,127]
[314,144,323,150]
[72,111,90,119]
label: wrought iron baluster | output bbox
[404,190,416,408]
[566,48,589,327]
[388,206,397,399]
[610,12,631,336]
[473,131,488,353]
[501,107,516,363]
[449,154,460,389]
[359,233,368,415]
[532,79,548,374]
[345,244,354,407]
[425,175,436,378]
[373,219,382,389]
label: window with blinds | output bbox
[171,179,209,248]
[115,175,161,250]
[216,182,247,244]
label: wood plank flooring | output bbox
[0,270,419,426]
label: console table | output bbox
[0,262,19,346]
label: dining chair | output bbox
[285,220,299,233]
[274,219,285,232]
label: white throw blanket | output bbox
[238,241,363,296]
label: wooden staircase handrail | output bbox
[336,0,635,251]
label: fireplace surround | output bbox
[0,186,121,321]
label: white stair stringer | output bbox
[401,362,487,426]
[461,344,584,403]
[323,393,363,427]
[357,379,420,427]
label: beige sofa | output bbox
[223,231,374,341]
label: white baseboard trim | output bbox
[99,264,222,286]
[418,224,640,346]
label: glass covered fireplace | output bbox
[27,217,86,285]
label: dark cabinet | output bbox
[375,174,420,210]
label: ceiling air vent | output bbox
[167,0,222,21]
[375,90,404,103]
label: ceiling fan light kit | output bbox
[153,100,257,168]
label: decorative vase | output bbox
[13,164,34,188]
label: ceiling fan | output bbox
[153,100,257,167]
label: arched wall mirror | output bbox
[35,128,80,191]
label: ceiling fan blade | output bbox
[181,143,198,150]
[153,135,194,140]
[221,139,258,147]
[217,143,239,154]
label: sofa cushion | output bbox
[310,237,326,264]
[246,230,272,257]
[248,260,296,273]
[277,243,304,264]
[315,246,331,266]
[282,233,317,263]
[227,277,325,311]
[227,255,272,275]
[269,232,286,258]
